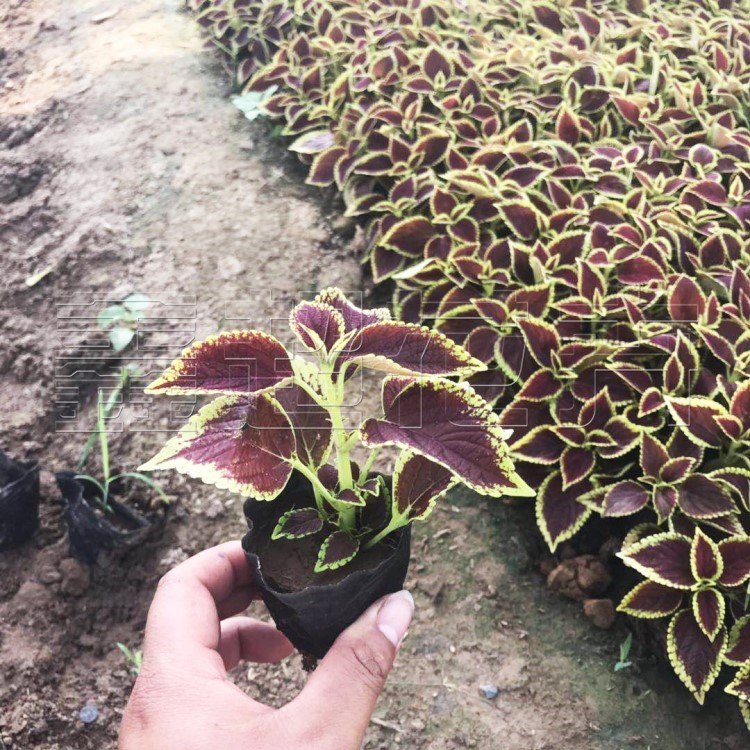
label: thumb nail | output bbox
[376,590,414,648]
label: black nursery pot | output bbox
[0,450,40,549]
[56,471,154,564]
[241,471,411,665]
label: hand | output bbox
[118,541,414,750]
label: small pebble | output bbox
[479,684,499,700]
[79,705,98,724]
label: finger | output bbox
[143,541,255,676]
[219,617,294,670]
[217,585,259,620]
[281,590,414,747]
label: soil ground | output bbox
[0,0,746,748]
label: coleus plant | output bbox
[142,288,531,572]
[618,528,750,707]
[187,0,750,728]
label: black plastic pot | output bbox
[242,471,411,666]
[56,471,154,564]
[0,450,40,549]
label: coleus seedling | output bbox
[142,288,532,572]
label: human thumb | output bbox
[283,590,414,748]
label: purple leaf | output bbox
[547,232,587,264]
[725,616,750,665]
[611,95,641,126]
[274,384,331,468]
[639,387,665,416]
[599,417,640,459]
[517,317,559,368]
[707,468,750,510]
[659,457,695,485]
[362,377,533,497]
[620,533,694,589]
[560,446,594,489]
[289,129,335,154]
[654,487,679,521]
[423,47,451,80]
[381,217,437,257]
[556,107,580,146]
[140,393,294,499]
[315,530,359,572]
[690,529,722,582]
[517,369,563,402]
[145,331,293,396]
[718,537,750,587]
[392,452,455,521]
[665,397,728,449]
[533,3,563,32]
[619,580,683,618]
[602,481,650,517]
[535,472,592,551]
[498,202,542,240]
[716,416,743,442]
[314,288,390,332]
[506,286,553,317]
[578,390,614,431]
[307,146,346,186]
[691,180,728,206]
[727,665,750,704]
[667,609,726,703]
[338,322,484,377]
[678,475,736,519]
[617,256,665,285]
[272,508,324,540]
[511,426,564,464]
[290,301,345,353]
[730,380,750,429]
[668,276,706,323]
[692,589,724,641]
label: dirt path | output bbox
[0,1,744,748]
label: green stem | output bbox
[364,515,405,550]
[291,459,334,518]
[77,367,129,472]
[324,381,352,485]
[330,406,355,529]
[358,446,382,483]
[290,375,323,406]
[98,392,110,484]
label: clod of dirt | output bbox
[494,656,529,691]
[0,107,52,148]
[0,158,45,203]
[59,557,90,596]
[538,554,557,577]
[546,554,612,601]
[583,599,616,629]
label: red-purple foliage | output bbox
[188,0,750,724]
[142,288,530,572]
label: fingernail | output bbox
[376,590,414,648]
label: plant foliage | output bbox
[188,0,750,725]
[142,288,530,572]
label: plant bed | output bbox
[143,288,531,663]
[0,449,40,549]
[59,371,169,565]
[57,471,162,565]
